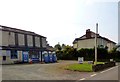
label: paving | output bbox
[2,61,119,80]
[2,60,93,80]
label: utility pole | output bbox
[95,23,98,65]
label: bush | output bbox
[56,46,112,62]
[92,62,116,72]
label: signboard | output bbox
[22,51,29,62]
[78,57,84,64]
[110,59,113,62]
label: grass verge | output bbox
[65,63,92,72]
[65,62,105,72]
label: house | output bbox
[73,29,116,51]
[0,25,49,64]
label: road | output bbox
[79,64,119,81]
[1,61,120,81]
[2,61,94,80]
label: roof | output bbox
[73,29,116,44]
[0,25,46,38]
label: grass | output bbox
[65,61,105,72]
[95,62,105,64]
[66,63,93,72]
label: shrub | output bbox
[92,62,116,72]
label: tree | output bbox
[54,43,62,51]
[61,44,66,50]
[62,45,76,60]
[108,45,120,61]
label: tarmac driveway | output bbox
[2,60,94,80]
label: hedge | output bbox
[92,62,116,72]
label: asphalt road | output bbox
[79,64,119,81]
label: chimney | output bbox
[86,29,91,38]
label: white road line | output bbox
[79,78,86,80]
[100,66,118,73]
[90,74,97,77]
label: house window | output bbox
[11,50,18,59]
[3,56,6,61]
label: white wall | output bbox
[73,38,115,51]
[17,51,23,62]
[77,39,95,50]
[0,50,14,64]
[2,31,9,46]
[107,42,116,51]
[97,38,108,47]
[18,34,25,46]
[27,35,33,47]
[0,50,23,64]
[0,31,2,46]
[9,32,15,46]
[35,36,40,47]
[73,43,77,49]
[42,38,47,48]
[1,31,16,46]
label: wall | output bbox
[35,36,40,47]
[42,37,47,48]
[27,35,33,47]
[107,42,116,51]
[17,51,23,62]
[1,31,9,46]
[18,34,25,46]
[77,39,95,50]
[1,31,15,46]
[97,38,108,47]
[0,50,24,64]
[73,38,115,51]
[0,50,14,64]
[9,32,15,46]
[73,43,77,49]
[0,31,2,46]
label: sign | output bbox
[22,51,29,62]
[78,57,84,64]
[110,59,113,62]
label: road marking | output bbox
[79,78,86,80]
[90,74,97,77]
[100,66,118,73]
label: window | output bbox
[3,56,6,61]
[11,50,18,59]
[29,51,39,58]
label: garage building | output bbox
[0,25,48,64]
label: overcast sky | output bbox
[0,0,119,46]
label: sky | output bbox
[0,0,119,46]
